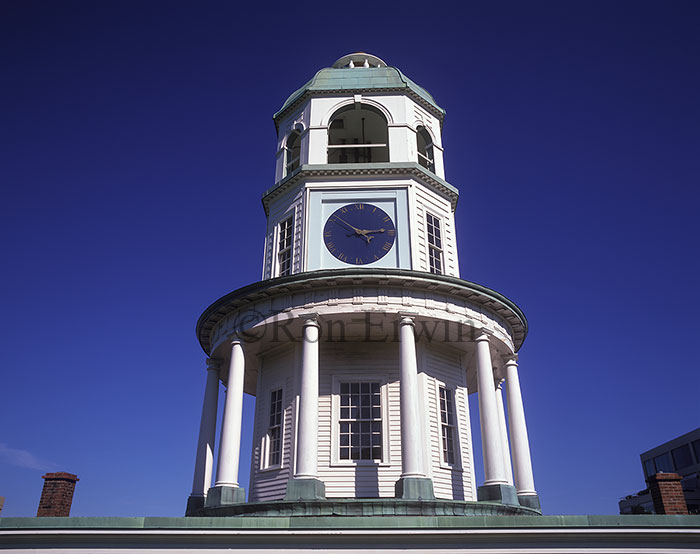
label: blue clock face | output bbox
[323,203,396,265]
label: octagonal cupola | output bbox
[263,54,460,280]
[272,52,447,182]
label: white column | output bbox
[191,359,220,497]
[475,330,508,485]
[398,316,425,478]
[505,356,537,496]
[214,340,245,487]
[495,379,514,485]
[295,316,320,479]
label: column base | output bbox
[477,483,519,506]
[284,478,326,500]
[518,493,541,511]
[204,485,245,507]
[394,477,435,500]
[185,494,205,515]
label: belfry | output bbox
[186,53,540,516]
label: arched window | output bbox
[416,126,435,172]
[328,104,389,164]
[285,130,301,175]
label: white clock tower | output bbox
[186,53,540,517]
[263,52,458,277]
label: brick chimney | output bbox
[37,472,79,517]
[646,472,688,515]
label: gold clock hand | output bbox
[333,215,363,235]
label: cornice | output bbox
[196,269,528,355]
[262,163,459,215]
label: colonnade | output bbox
[186,317,537,509]
[474,330,537,505]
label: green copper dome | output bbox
[274,53,445,127]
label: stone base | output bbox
[518,493,541,511]
[204,485,246,507]
[191,497,542,517]
[477,483,519,506]
[185,494,205,515]
[394,477,435,500]
[284,478,326,500]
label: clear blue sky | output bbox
[1,0,698,517]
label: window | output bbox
[672,444,693,470]
[693,439,700,464]
[327,104,389,164]
[267,388,283,467]
[439,387,456,465]
[426,212,443,274]
[416,126,435,172]
[285,130,301,175]
[277,216,294,276]
[653,452,674,473]
[644,453,677,476]
[339,382,382,461]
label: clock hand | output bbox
[360,228,385,234]
[356,228,385,245]
[332,215,364,235]
[333,216,374,244]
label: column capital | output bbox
[397,311,419,326]
[227,337,244,348]
[205,358,221,371]
[503,353,519,366]
[496,378,506,390]
[398,315,415,327]
[475,327,493,342]
[298,313,320,327]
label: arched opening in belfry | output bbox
[327,104,389,164]
[285,130,301,175]
[416,126,435,172]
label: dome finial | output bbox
[332,53,387,69]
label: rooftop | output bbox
[274,52,445,127]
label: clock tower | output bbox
[262,52,458,278]
[186,54,540,517]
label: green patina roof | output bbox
[274,66,445,123]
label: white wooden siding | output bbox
[248,347,297,502]
[421,343,475,500]
[261,228,274,280]
[262,185,305,279]
[413,184,459,277]
[318,342,402,498]
[249,339,475,502]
